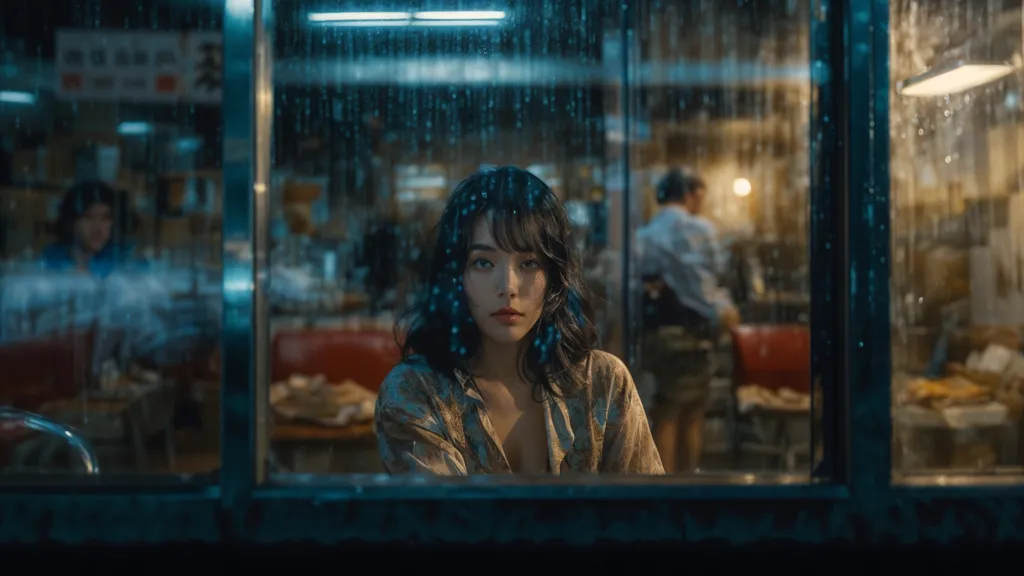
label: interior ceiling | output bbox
[2,0,801,58]
[1,0,808,136]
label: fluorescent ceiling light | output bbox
[396,175,447,189]
[899,61,1016,97]
[412,20,501,27]
[308,11,411,22]
[413,11,506,20]
[226,0,251,18]
[309,10,505,27]
[117,121,153,135]
[0,90,36,105]
[174,137,203,152]
[322,20,411,27]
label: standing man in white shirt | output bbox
[638,168,740,473]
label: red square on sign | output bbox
[155,75,178,93]
[61,74,83,91]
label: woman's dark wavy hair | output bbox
[55,180,138,248]
[396,166,598,399]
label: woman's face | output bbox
[463,217,548,348]
[74,203,113,254]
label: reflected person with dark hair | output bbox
[41,180,144,277]
[376,166,663,475]
[33,180,172,373]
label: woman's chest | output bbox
[471,380,549,474]
[445,385,602,474]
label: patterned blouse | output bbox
[375,350,665,475]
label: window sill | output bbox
[257,472,850,501]
[6,477,1024,543]
[0,473,217,493]
[894,471,1024,497]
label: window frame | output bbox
[5,0,1024,545]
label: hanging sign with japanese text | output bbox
[56,29,222,104]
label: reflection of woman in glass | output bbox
[41,181,142,277]
[375,166,663,475]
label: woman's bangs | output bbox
[451,166,563,263]
[485,206,551,257]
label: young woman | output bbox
[41,180,143,277]
[375,166,663,475]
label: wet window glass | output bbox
[265,0,813,480]
[891,0,1024,482]
[0,0,222,478]
[627,0,812,477]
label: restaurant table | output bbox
[270,419,382,474]
[40,380,177,471]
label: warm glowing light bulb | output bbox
[733,178,752,197]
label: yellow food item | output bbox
[904,376,991,406]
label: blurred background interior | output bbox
[0,0,1022,483]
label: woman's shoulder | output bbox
[587,350,631,380]
[377,356,450,405]
[580,350,634,397]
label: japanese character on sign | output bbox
[155,49,178,67]
[194,41,222,93]
[64,48,85,66]
[114,48,131,67]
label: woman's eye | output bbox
[471,258,492,269]
[521,259,541,269]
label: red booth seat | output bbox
[0,331,93,411]
[731,325,810,394]
[0,332,94,467]
[270,329,400,393]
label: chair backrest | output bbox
[730,324,810,394]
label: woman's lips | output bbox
[491,310,524,325]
